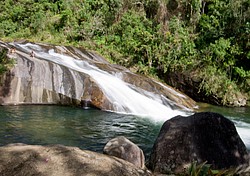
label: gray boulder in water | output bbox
[148,112,249,174]
[103,136,145,168]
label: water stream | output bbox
[0,105,250,160]
[0,105,162,158]
[12,42,188,120]
[1,42,249,159]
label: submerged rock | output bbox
[103,136,145,168]
[148,112,249,174]
[0,144,152,176]
[0,40,196,114]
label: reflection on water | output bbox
[0,104,250,159]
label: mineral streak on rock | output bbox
[0,40,196,114]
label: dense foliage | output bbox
[0,0,249,106]
[0,48,15,75]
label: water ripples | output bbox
[0,105,160,158]
[1,105,249,158]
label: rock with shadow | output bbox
[0,143,152,176]
[103,136,145,169]
[148,112,249,174]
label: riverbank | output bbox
[0,143,152,176]
[0,113,250,176]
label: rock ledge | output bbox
[0,143,152,176]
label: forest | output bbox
[0,0,249,106]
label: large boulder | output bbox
[0,40,196,112]
[103,136,145,168]
[0,144,152,176]
[148,112,249,174]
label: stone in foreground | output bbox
[0,144,152,176]
[148,112,249,174]
[103,136,145,168]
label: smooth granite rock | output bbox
[103,136,145,168]
[0,144,152,176]
[0,40,196,112]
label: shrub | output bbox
[0,48,15,75]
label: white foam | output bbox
[233,120,250,149]
[11,42,250,149]
[15,43,189,121]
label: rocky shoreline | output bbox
[1,112,250,176]
[0,143,152,176]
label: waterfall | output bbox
[3,41,250,150]
[10,42,191,121]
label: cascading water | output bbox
[11,42,189,121]
[2,41,250,150]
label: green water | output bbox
[0,105,250,158]
[0,105,161,158]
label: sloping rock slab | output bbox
[148,112,249,174]
[0,144,152,176]
[0,40,196,112]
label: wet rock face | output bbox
[0,55,85,105]
[0,144,152,176]
[0,41,112,109]
[163,71,247,107]
[0,40,196,112]
[122,72,196,110]
[148,112,249,174]
[103,136,145,168]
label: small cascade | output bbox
[8,42,191,121]
[1,41,250,151]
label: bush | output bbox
[186,161,236,176]
[0,0,249,106]
[0,48,15,75]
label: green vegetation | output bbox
[0,0,249,106]
[185,161,236,176]
[0,48,15,75]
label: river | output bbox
[0,104,250,159]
